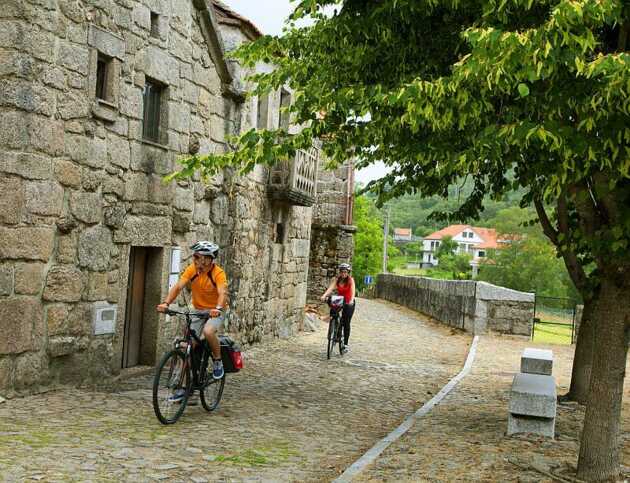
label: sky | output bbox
[224,0,299,36]
[223,1,388,185]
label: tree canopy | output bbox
[173,1,630,480]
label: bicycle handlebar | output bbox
[163,308,223,319]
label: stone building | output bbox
[0,0,353,396]
[307,160,356,303]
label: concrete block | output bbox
[508,413,555,438]
[509,373,557,418]
[521,348,553,375]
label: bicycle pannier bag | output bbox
[219,335,243,373]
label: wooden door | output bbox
[122,247,147,368]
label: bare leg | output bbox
[202,324,221,360]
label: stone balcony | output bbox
[267,143,320,207]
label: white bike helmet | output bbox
[190,240,219,259]
[338,263,351,271]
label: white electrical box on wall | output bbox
[93,302,117,335]
[169,247,182,289]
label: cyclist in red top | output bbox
[320,263,356,353]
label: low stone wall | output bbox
[376,274,534,336]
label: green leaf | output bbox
[517,83,530,98]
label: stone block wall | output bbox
[0,0,313,396]
[307,159,355,303]
[376,274,534,336]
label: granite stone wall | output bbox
[376,274,534,336]
[0,0,313,396]
[307,161,355,303]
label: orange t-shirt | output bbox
[180,263,228,310]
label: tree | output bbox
[352,194,383,290]
[437,252,473,280]
[434,236,458,260]
[478,237,580,299]
[174,1,630,479]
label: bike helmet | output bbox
[190,240,219,259]
[338,263,351,271]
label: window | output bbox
[478,250,486,257]
[143,78,164,143]
[150,12,160,38]
[257,94,269,129]
[274,223,285,244]
[279,89,291,130]
[95,53,112,101]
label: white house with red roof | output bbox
[393,227,413,241]
[422,225,508,273]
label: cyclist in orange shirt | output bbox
[157,241,228,381]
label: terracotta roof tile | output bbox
[425,224,503,250]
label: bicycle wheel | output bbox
[153,350,191,425]
[200,374,226,411]
[327,317,337,360]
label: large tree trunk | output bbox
[577,279,630,481]
[565,299,596,404]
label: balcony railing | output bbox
[268,144,320,206]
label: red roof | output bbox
[425,225,501,250]
[394,228,412,236]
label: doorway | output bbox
[122,246,163,368]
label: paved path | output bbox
[357,334,630,482]
[0,298,471,482]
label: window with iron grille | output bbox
[96,53,111,101]
[143,78,164,142]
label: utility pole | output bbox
[382,206,390,273]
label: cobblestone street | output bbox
[0,298,471,482]
[358,334,630,482]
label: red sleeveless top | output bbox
[336,277,354,304]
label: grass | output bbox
[392,266,428,276]
[532,321,573,345]
[211,441,301,468]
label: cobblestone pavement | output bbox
[357,334,630,482]
[0,298,471,482]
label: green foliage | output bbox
[171,0,629,299]
[435,236,458,259]
[352,194,383,290]
[477,237,580,299]
[431,252,473,280]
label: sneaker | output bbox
[168,388,186,403]
[212,359,224,380]
[341,345,350,354]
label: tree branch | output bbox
[534,198,559,245]
[556,191,589,293]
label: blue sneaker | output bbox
[168,388,186,403]
[212,359,224,380]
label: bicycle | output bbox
[152,308,225,425]
[326,295,346,359]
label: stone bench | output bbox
[521,348,553,376]
[508,372,557,438]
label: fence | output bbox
[532,295,578,345]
